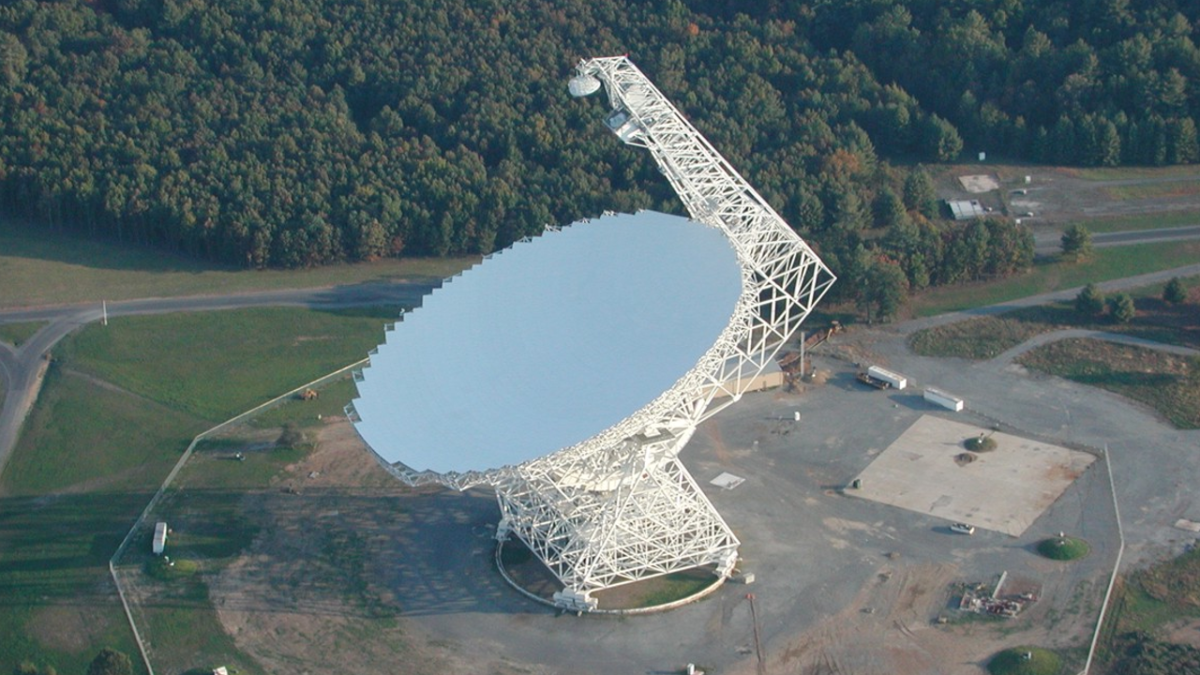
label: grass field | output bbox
[60,307,395,422]
[0,217,475,310]
[1017,339,1200,429]
[910,240,1200,317]
[0,322,47,347]
[1075,210,1200,234]
[1102,179,1200,201]
[1067,165,1200,181]
[0,306,400,674]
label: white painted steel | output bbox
[349,56,834,609]
[924,387,965,412]
[350,212,741,477]
[867,365,908,390]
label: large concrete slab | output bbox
[849,415,1095,536]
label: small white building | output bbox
[153,521,168,556]
[925,387,965,412]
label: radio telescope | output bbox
[348,56,834,612]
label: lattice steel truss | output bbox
[352,57,833,612]
[489,57,834,611]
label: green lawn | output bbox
[1076,210,1200,234]
[911,240,1200,317]
[248,377,360,430]
[1068,165,1200,181]
[0,217,474,310]
[60,307,395,422]
[0,305,401,675]
[0,322,48,347]
[2,368,203,496]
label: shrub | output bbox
[1037,536,1090,561]
[1061,224,1093,260]
[1075,283,1105,316]
[1163,277,1188,305]
[1108,292,1135,324]
[987,646,1062,675]
[964,435,997,452]
[86,648,133,675]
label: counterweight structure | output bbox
[490,57,834,611]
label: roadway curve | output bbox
[989,328,1200,365]
[0,281,440,480]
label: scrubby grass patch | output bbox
[146,556,200,581]
[1037,536,1091,561]
[0,321,47,347]
[910,315,1049,359]
[1017,340,1200,429]
[987,646,1063,675]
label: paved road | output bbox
[901,260,1200,335]
[0,281,440,479]
[1033,224,1200,256]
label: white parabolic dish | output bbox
[351,211,743,475]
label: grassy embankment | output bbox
[0,216,475,310]
[0,322,48,347]
[0,306,400,675]
[1093,547,1200,673]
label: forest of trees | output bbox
[0,1,1196,303]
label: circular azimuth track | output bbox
[350,56,834,612]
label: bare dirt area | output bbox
[207,420,439,674]
[726,562,1073,675]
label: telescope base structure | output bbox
[494,442,739,612]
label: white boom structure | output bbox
[486,57,835,611]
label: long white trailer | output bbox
[867,365,907,390]
[924,387,964,412]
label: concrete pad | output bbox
[849,416,1095,536]
[958,174,1000,193]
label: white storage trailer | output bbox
[867,365,907,390]
[924,387,964,412]
[153,521,168,555]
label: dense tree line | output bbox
[748,0,1200,167]
[8,0,1143,297]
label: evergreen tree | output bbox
[1108,292,1136,324]
[86,649,133,675]
[1076,283,1105,316]
[1061,223,1093,260]
[1163,277,1188,304]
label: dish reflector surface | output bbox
[352,211,742,474]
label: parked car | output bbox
[950,522,976,535]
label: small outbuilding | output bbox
[947,199,987,220]
[153,521,168,556]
